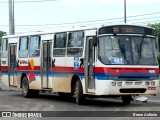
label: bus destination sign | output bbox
[99,25,155,36]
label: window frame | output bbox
[2,38,8,58]
[67,31,84,57]
[53,32,67,57]
[29,35,41,57]
[18,36,29,58]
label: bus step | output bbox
[41,88,52,91]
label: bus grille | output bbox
[117,76,151,80]
[135,82,142,85]
[126,82,133,85]
[125,82,142,85]
[120,88,146,93]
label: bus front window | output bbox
[98,36,158,65]
[98,36,124,65]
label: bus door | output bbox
[85,36,95,92]
[8,44,17,86]
[42,40,52,88]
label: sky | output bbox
[0,0,160,34]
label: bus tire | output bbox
[122,95,132,104]
[75,80,84,105]
[22,76,39,98]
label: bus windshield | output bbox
[98,35,158,65]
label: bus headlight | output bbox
[151,82,155,86]
[145,82,150,86]
[112,82,116,86]
[118,82,122,86]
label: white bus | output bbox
[1,24,159,105]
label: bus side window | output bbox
[67,31,84,56]
[2,39,8,58]
[18,36,29,58]
[29,36,40,57]
[53,33,67,57]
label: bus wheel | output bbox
[22,76,39,98]
[122,95,132,104]
[75,80,84,105]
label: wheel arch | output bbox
[71,74,82,94]
[20,73,28,88]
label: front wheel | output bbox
[122,95,132,104]
[22,76,39,98]
[75,80,84,105]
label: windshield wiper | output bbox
[132,38,141,64]
[137,38,144,64]
[116,37,125,58]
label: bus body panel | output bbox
[1,58,9,86]
[95,80,159,96]
[25,57,41,90]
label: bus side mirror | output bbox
[92,36,97,46]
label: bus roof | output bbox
[2,26,97,39]
[100,23,154,30]
[2,23,154,39]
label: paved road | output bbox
[0,80,160,120]
[0,90,160,120]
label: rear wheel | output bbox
[122,95,132,104]
[75,80,84,105]
[22,76,39,98]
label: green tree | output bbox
[148,23,160,65]
[148,23,160,41]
